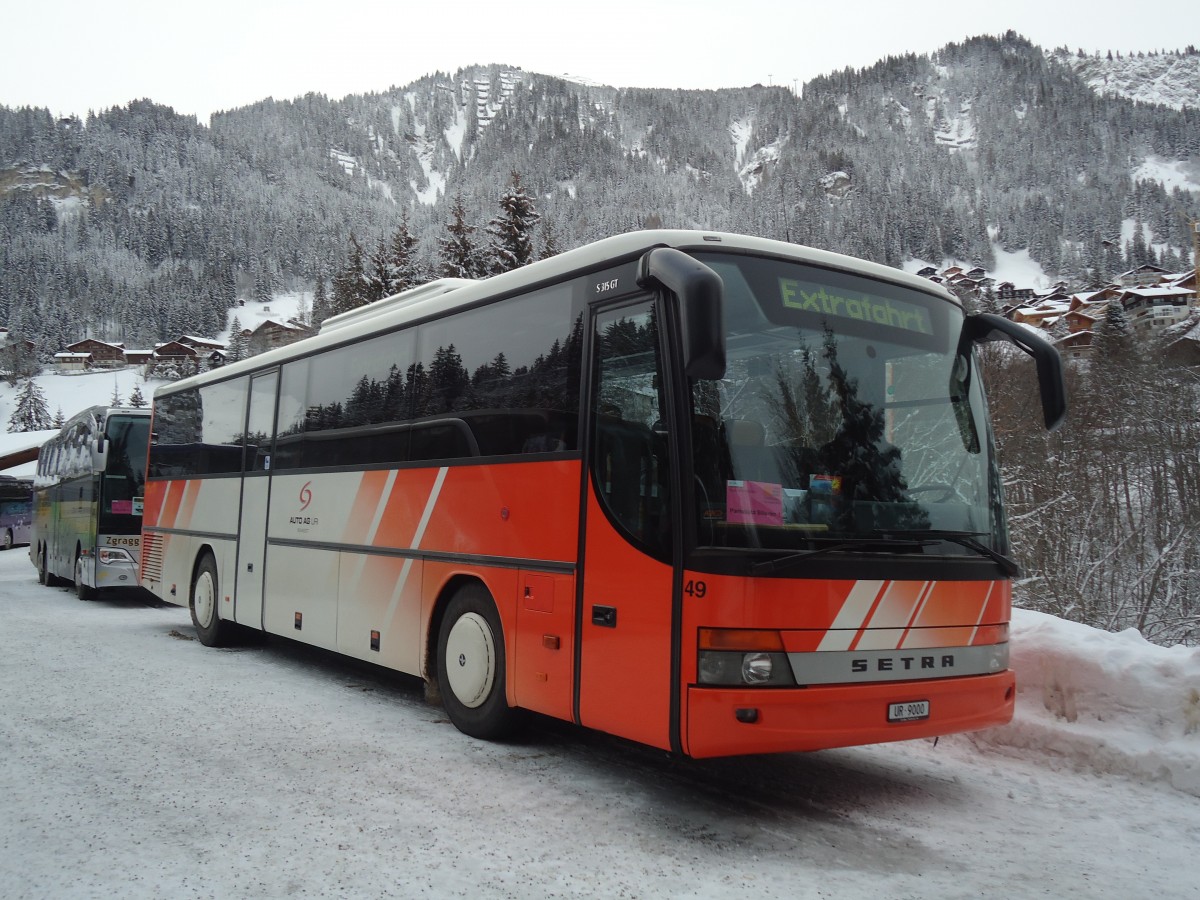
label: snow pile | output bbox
[976,608,1200,797]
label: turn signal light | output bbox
[698,628,785,652]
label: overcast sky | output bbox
[3,0,1192,123]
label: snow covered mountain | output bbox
[1,34,1198,356]
[1058,46,1200,110]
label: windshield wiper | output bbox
[751,538,932,576]
[871,529,1021,576]
[750,530,1020,577]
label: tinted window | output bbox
[243,373,278,472]
[275,284,582,469]
[274,328,417,470]
[410,286,582,461]
[591,301,671,559]
[150,379,247,477]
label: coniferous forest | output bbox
[3,34,1197,353]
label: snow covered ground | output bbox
[1,549,1197,899]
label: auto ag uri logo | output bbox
[290,482,318,526]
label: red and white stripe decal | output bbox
[380,467,447,633]
[818,579,1003,651]
[817,581,885,651]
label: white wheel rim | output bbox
[444,612,495,709]
[194,571,216,628]
[75,557,85,589]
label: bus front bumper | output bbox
[684,670,1015,758]
[95,555,141,590]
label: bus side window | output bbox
[592,301,671,559]
[243,373,279,473]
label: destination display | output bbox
[778,278,935,336]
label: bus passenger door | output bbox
[577,299,678,752]
[234,370,278,628]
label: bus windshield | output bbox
[100,414,150,536]
[689,253,1005,559]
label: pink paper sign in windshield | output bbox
[726,480,784,525]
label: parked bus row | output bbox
[29,230,1066,759]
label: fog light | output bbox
[698,651,738,685]
[742,652,774,685]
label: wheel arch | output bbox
[189,544,220,612]
[73,541,90,587]
[424,573,496,697]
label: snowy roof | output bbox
[66,338,124,351]
[1120,285,1193,300]
[179,334,226,348]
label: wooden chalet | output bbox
[64,338,126,369]
[53,352,92,371]
[996,282,1036,303]
[1053,330,1094,360]
[248,319,314,355]
[1119,285,1194,334]
[1118,264,1172,288]
[145,341,203,377]
[179,335,226,353]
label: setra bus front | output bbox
[593,239,1066,758]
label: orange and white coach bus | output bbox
[141,230,1065,758]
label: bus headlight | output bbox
[697,630,795,686]
[741,652,774,684]
[697,650,795,686]
[98,548,134,566]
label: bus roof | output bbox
[55,405,152,435]
[154,229,959,397]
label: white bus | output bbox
[31,405,151,598]
[141,230,1064,757]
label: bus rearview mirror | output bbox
[637,248,726,380]
[961,312,1068,431]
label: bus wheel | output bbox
[74,553,96,601]
[190,554,230,647]
[2,529,12,551]
[436,584,519,740]
[38,546,59,587]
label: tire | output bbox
[74,552,96,602]
[38,546,61,587]
[190,554,231,647]
[2,529,12,551]
[436,584,519,740]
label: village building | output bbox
[917,260,1199,358]
[1120,285,1195,335]
[247,319,315,355]
[63,338,126,369]
[52,352,92,371]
